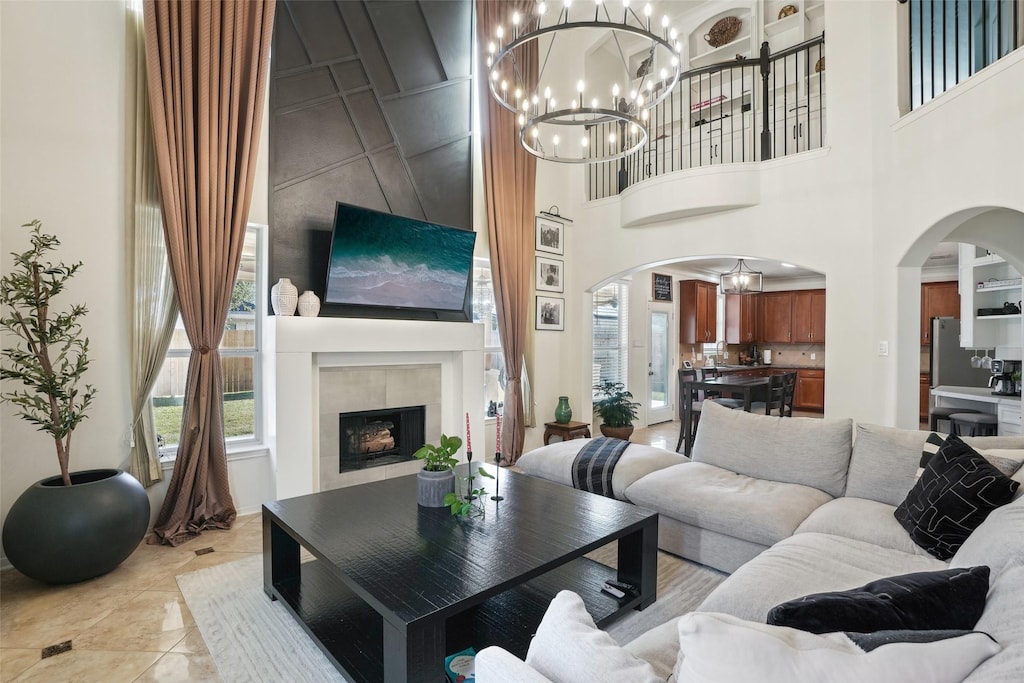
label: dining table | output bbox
[680,375,773,456]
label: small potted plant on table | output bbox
[593,381,640,441]
[414,434,461,507]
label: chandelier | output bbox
[719,259,763,295]
[485,1,683,164]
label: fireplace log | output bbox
[346,421,396,454]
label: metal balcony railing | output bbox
[587,34,827,201]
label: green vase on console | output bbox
[555,396,572,424]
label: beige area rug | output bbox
[177,550,725,681]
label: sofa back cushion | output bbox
[950,495,1024,578]
[690,401,853,498]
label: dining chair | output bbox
[676,368,702,453]
[700,367,745,409]
[746,373,785,415]
[779,372,797,417]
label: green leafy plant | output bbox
[0,220,97,487]
[592,381,640,428]
[444,467,495,517]
[413,433,462,472]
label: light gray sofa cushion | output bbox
[690,401,853,497]
[698,532,947,623]
[656,516,769,574]
[624,462,832,548]
[516,439,687,501]
[795,497,933,557]
[950,495,1024,579]
[968,564,1024,682]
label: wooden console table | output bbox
[543,420,592,445]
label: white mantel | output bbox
[264,316,484,500]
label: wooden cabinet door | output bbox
[794,369,825,411]
[761,292,793,343]
[679,280,699,344]
[793,289,826,343]
[680,280,717,344]
[920,281,960,345]
[725,293,758,343]
[809,290,826,342]
[919,373,930,422]
[697,281,715,342]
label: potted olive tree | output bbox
[593,381,641,441]
[414,433,461,507]
[0,220,149,584]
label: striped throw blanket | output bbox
[571,437,630,498]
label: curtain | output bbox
[476,0,537,464]
[126,1,179,488]
[143,0,275,545]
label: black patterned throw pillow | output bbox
[896,434,1020,560]
[919,432,945,468]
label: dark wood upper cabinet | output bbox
[680,280,718,344]
[760,292,794,343]
[792,289,826,343]
[725,293,759,343]
[921,281,960,345]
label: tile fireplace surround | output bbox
[265,317,484,500]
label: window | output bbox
[593,281,629,391]
[153,226,263,455]
[472,260,505,415]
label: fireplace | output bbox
[339,405,425,472]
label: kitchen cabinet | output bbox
[792,289,826,342]
[680,280,718,344]
[998,404,1022,436]
[794,369,825,411]
[920,281,960,345]
[958,244,1022,349]
[761,292,794,343]
[725,293,759,344]
[919,373,930,422]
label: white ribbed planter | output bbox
[297,290,321,317]
[271,278,298,316]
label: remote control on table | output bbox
[604,579,637,594]
[601,584,626,599]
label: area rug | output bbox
[177,551,725,681]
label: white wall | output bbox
[0,2,275,556]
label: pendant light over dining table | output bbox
[719,259,763,294]
[485,0,682,163]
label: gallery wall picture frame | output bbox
[652,272,673,302]
[536,295,565,331]
[535,256,564,293]
[535,217,564,255]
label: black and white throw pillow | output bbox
[896,434,1020,560]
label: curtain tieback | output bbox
[198,345,211,354]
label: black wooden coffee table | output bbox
[263,463,658,683]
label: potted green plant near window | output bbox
[593,381,640,441]
[0,220,150,584]
[414,433,461,507]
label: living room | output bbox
[2,0,1024,681]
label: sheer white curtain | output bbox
[126,0,178,487]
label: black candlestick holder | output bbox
[490,451,504,501]
[464,450,477,500]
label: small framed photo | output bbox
[652,272,673,302]
[535,217,564,255]
[536,296,565,331]
[535,256,564,293]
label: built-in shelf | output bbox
[764,11,802,37]
[691,35,752,67]
[976,284,1022,293]
[805,2,825,19]
[976,314,1022,321]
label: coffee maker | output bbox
[989,359,1022,396]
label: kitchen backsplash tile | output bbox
[679,343,825,369]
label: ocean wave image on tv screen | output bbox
[327,217,475,310]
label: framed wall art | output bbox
[652,272,673,302]
[535,256,564,293]
[536,296,565,331]
[535,217,564,255]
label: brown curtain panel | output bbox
[476,0,537,463]
[143,0,275,545]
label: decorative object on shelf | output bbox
[536,295,565,331]
[297,290,321,317]
[704,16,742,48]
[735,53,747,61]
[719,259,764,295]
[484,1,682,163]
[414,434,461,507]
[270,277,298,316]
[778,5,799,20]
[555,396,573,424]
[815,56,826,72]
[593,381,640,441]
[0,220,148,584]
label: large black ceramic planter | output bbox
[2,469,150,584]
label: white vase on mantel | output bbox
[297,290,321,317]
[271,277,298,316]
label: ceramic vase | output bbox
[271,277,298,316]
[297,290,321,317]
[554,396,572,424]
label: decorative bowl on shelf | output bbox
[704,16,741,48]
[815,56,825,72]
[778,5,798,20]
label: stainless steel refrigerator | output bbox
[929,318,991,389]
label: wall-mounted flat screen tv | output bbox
[324,202,477,320]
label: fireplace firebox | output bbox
[338,405,425,472]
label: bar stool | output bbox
[929,406,979,433]
[949,412,999,437]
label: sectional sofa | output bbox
[487,401,1024,682]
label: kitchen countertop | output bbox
[932,385,1021,405]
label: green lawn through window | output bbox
[154,398,255,446]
